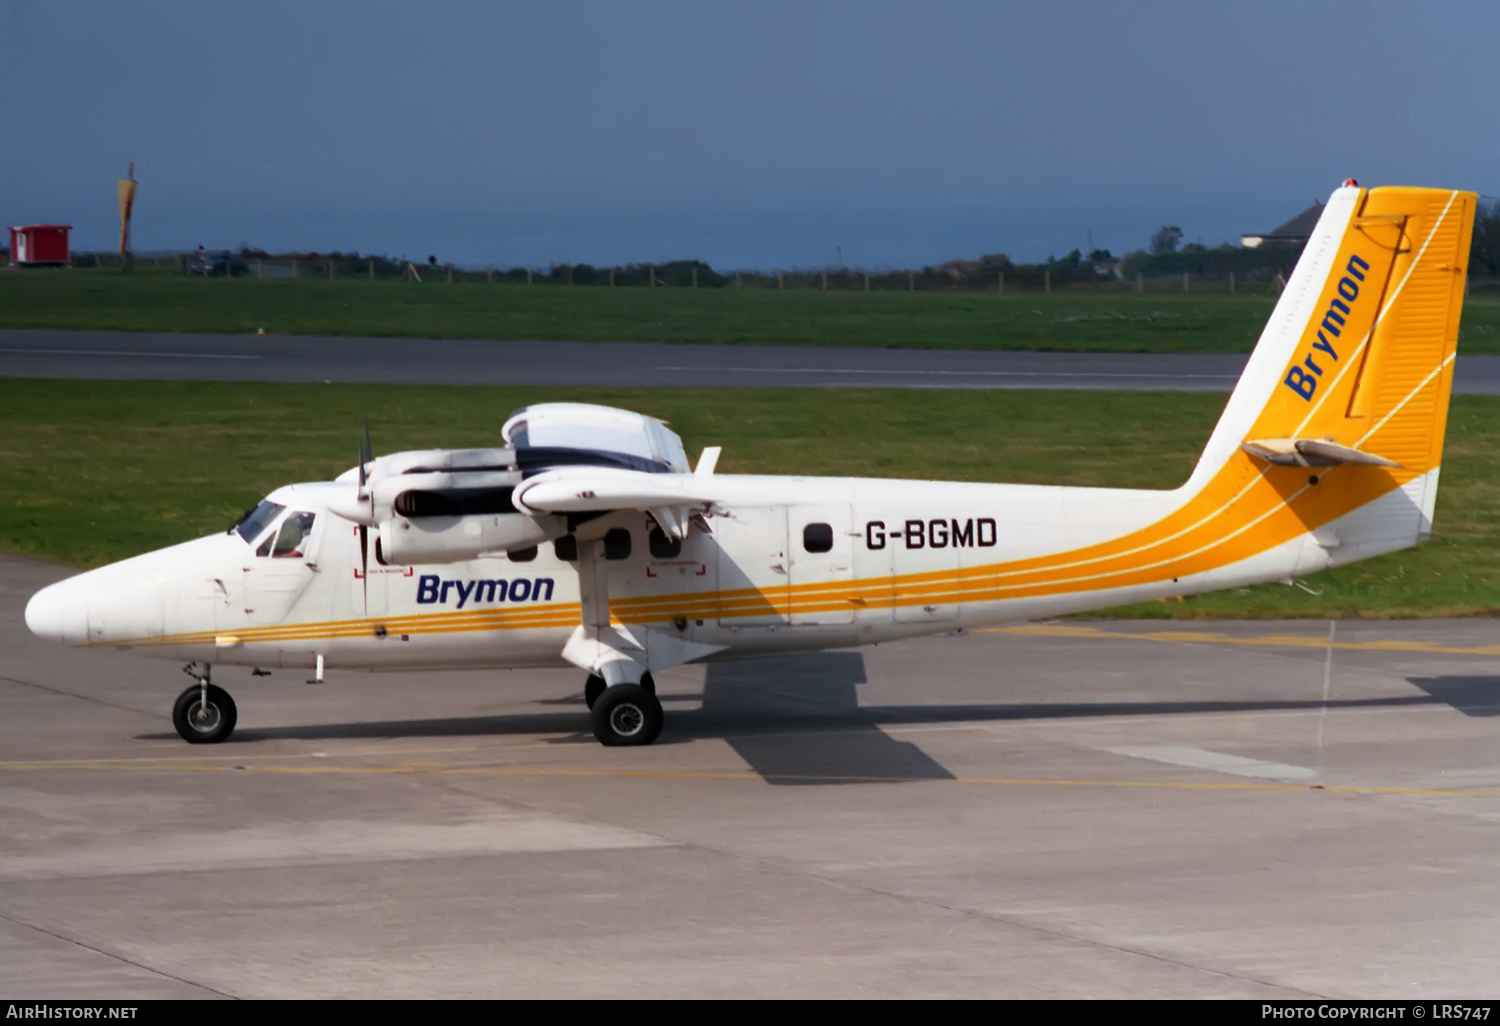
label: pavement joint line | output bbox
[0,739,564,767]
[0,348,261,360]
[4,760,1500,798]
[0,698,1470,768]
[0,696,1467,768]
[567,806,1326,999]
[989,624,1500,656]
[438,766,1327,998]
[413,743,1330,998]
[0,673,163,719]
[0,908,237,999]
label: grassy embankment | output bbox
[4,268,1499,352]
[2,378,1496,618]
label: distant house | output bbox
[1241,200,1323,249]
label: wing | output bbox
[325,403,724,564]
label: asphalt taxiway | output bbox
[4,555,1500,997]
[6,329,1500,392]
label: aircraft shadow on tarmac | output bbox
[698,652,956,786]
[1405,676,1500,717]
[138,660,1493,784]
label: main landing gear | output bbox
[173,663,237,744]
[585,673,662,746]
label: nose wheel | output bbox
[172,679,237,744]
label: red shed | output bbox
[8,225,72,267]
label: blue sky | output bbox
[2,1,1495,268]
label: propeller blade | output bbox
[353,418,373,613]
[358,523,369,613]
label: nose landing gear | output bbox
[173,663,237,744]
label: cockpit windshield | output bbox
[232,500,286,544]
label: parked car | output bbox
[189,250,249,277]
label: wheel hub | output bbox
[188,701,221,733]
[609,702,645,738]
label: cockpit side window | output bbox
[257,511,317,558]
[234,500,285,545]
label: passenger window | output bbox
[554,532,631,561]
[508,546,538,562]
[603,528,632,560]
[803,523,834,554]
[648,527,682,559]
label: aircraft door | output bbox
[244,509,322,625]
[788,504,855,625]
[714,505,789,627]
[892,517,960,625]
[347,522,416,621]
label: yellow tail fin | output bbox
[1247,185,1475,474]
[1178,183,1476,570]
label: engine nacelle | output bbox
[377,512,565,566]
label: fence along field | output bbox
[5,257,1500,353]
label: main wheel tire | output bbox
[640,672,655,695]
[172,683,237,744]
[584,674,607,710]
[590,683,663,747]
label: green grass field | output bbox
[5,269,1499,352]
[2,378,1496,618]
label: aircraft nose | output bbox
[25,580,88,645]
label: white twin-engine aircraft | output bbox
[25,183,1477,747]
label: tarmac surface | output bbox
[6,328,1500,392]
[4,554,1500,998]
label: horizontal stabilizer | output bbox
[1240,438,1401,469]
